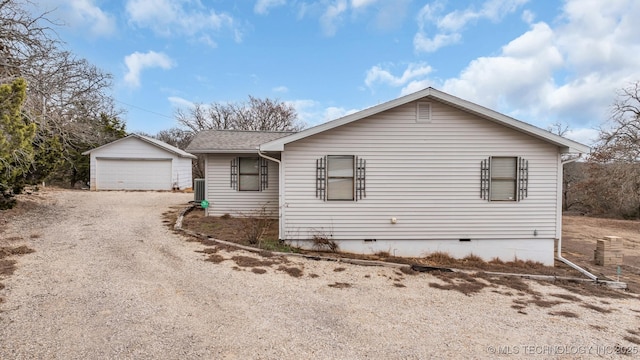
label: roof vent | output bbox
[416,102,431,123]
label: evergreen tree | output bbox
[0,78,36,208]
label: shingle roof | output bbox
[186,130,295,153]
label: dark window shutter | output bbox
[230,158,238,189]
[518,157,529,201]
[260,158,269,191]
[480,158,490,200]
[355,156,366,200]
[316,156,326,201]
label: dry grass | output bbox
[549,293,582,302]
[277,265,303,278]
[528,298,564,308]
[548,310,580,318]
[328,282,352,289]
[0,246,34,258]
[580,303,613,313]
[205,254,226,264]
[429,272,489,296]
[231,255,276,268]
[179,207,640,298]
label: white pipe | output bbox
[257,150,284,240]
[556,154,599,281]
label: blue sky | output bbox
[39,0,640,145]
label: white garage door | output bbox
[96,159,172,190]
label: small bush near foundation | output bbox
[312,234,338,252]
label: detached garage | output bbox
[83,134,197,191]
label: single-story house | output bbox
[186,88,589,265]
[83,134,196,191]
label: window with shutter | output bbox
[231,157,268,192]
[481,156,528,202]
[316,155,366,201]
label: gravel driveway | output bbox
[1,190,639,359]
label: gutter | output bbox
[556,154,599,281]
[257,150,284,241]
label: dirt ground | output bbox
[182,208,640,293]
[2,190,640,358]
[563,215,640,292]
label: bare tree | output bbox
[153,127,203,178]
[547,121,571,137]
[175,96,303,133]
[584,81,640,218]
[1,0,125,187]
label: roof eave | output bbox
[187,149,260,154]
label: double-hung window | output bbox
[231,157,268,191]
[327,155,354,201]
[316,155,366,201]
[481,156,528,201]
[239,157,260,191]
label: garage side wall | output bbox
[173,157,194,190]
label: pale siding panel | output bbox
[205,154,279,217]
[89,137,193,191]
[282,100,559,244]
[173,157,193,190]
[91,137,174,159]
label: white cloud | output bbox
[365,62,433,88]
[565,128,599,146]
[50,0,116,37]
[320,0,348,36]
[286,99,319,127]
[125,0,240,43]
[351,0,377,9]
[413,32,461,53]
[254,0,286,15]
[124,51,175,88]
[168,96,195,108]
[324,106,359,121]
[414,0,528,53]
[273,86,289,93]
[364,0,640,141]
[430,0,640,133]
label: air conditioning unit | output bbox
[194,178,205,204]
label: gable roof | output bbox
[260,87,590,154]
[82,133,197,159]
[186,130,295,153]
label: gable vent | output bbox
[416,102,431,123]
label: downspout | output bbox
[258,150,284,241]
[556,154,598,280]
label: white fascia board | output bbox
[187,149,260,154]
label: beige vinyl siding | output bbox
[205,153,279,217]
[281,99,559,242]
